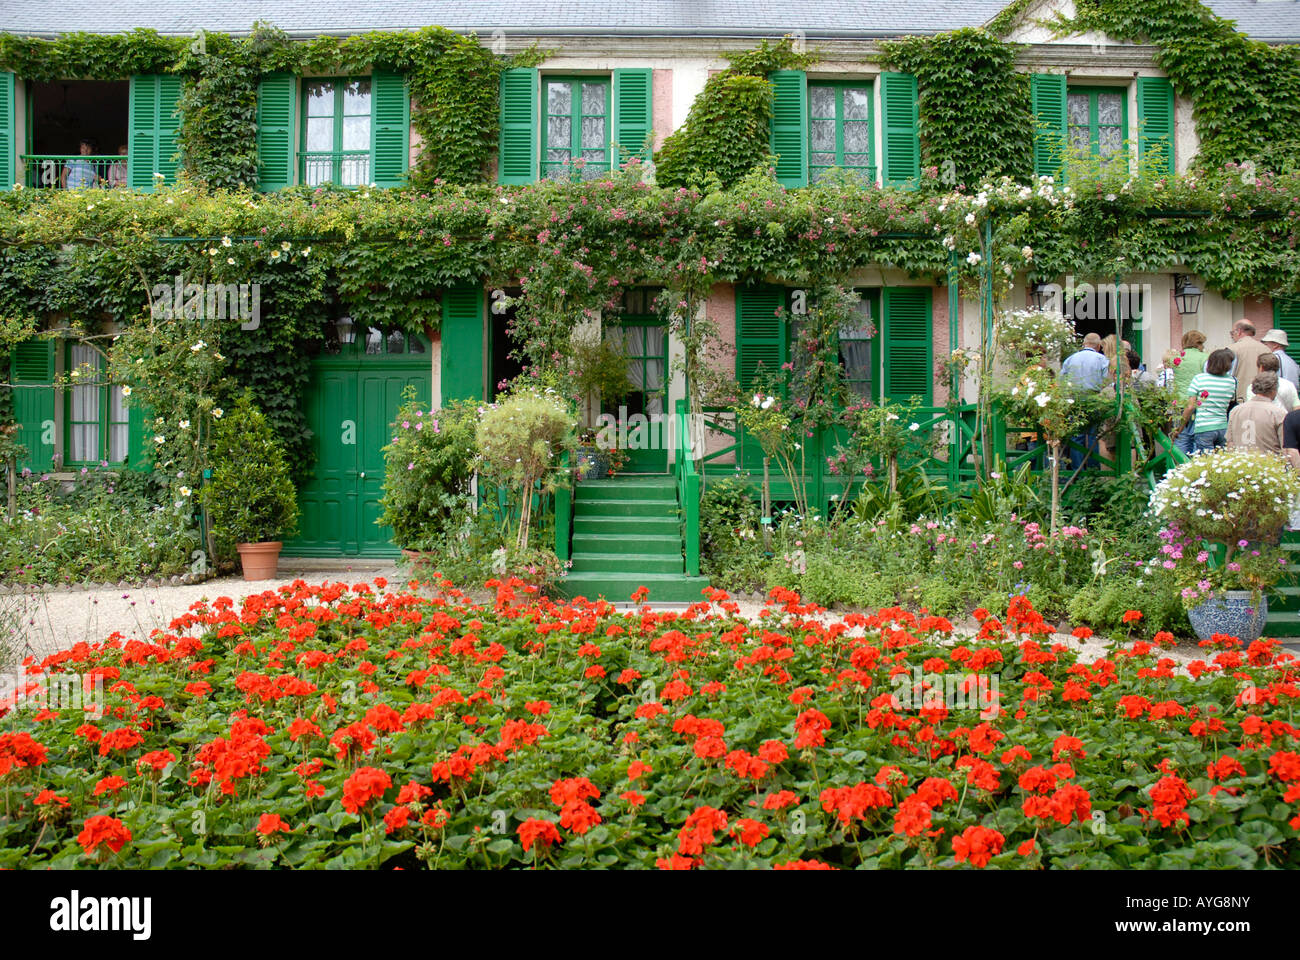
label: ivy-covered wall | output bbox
[0,23,525,189]
[1000,0,1300,175]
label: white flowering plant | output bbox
[1150,448,1300,548]
[994,307,1078,363]
[996,363,1094,534]
[834,399,935,497]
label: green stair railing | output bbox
[554,450,573,563]
[674,399,701,577]
[690,393,1185,514]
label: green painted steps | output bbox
[1265,531,1300,636]
[562,475,710,604]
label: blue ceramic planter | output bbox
[577,448,607,479]
[1186,590,1268,642]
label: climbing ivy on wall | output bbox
[656,39,816,190]
[880,28,1034,188]
[1000,0,1300,175]
[0,23,522,189]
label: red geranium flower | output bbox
[257,813,292,836]
[518,818,561,852]
[731,818,769,848]
[952,825,1005,867]
[77,815,132,857]
[341,766,392,814]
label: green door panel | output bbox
[358,367,429,554]
[286,338,430,558]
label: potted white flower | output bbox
[1150,448,1300,640]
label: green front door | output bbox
[286,329,431,557]
[604,321,668,473]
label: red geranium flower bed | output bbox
[0,577,1297,869]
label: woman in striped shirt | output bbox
[1178,347,1236,454]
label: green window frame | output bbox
[1066,86,1128,161]
[64,342,129,467]
[542,76,611,182]
[808,82,875,183]
[839,290,881,401]
[301,77,373,187]
[607,287,667,416]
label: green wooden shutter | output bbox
[128,74,183,191]
[735,284,788,468]
[11,339,55,473]
[498,68,538,184]
[256,73,297,191]
[0,72,14,190]
[736,284,788,389]
[1031,73,1068,180]
[125,396,151,473]
[880,72,919,187]
[440,282,485,402]
[612,68,653,164]
[769,70,807,188]
[881,287,932,405]
[1275,297,1300,350]
[371,69,410,188]
[1136,76,1175,178]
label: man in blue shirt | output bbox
[61,139,98,190]
[1261,329,1300,390]
[1060,333,1108,470]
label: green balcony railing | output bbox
[299,151,371,188]
[21,155,127,189]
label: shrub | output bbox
[475,387,577,551]
[1150,448,1300,546]
[0,470,198,584]
[379,393,477,551]
[200,391,299,556]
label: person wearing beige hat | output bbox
[1261,328,1300,390]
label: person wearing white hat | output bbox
[1261,328,1300,390]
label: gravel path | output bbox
[5,571,1297,669]
[2,559,402,665]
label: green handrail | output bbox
[555,450,572,562]
[674,399,701,576]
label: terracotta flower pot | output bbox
[236,541,283,581]
[401,548,436,573]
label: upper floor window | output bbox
[1067,87,1126,160]
[497,68,653,185]
[808,83,875,183]
[17,76,179,191]
[542,77,611,182]
[302,78,373,186]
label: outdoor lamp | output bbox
[1172,275,1202,317]
[1031,282,1050,311]
[335,314,356,344]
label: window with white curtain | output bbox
[66,342,129,466]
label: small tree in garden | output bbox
[997,365,1088,537]
[836,399,930,499]
[733,284,859,522]
[200,391,299,559]
[991,307,1087,536]
[475,387,577,552]
[735,391,805,521]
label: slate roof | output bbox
[0,0,1296,41]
